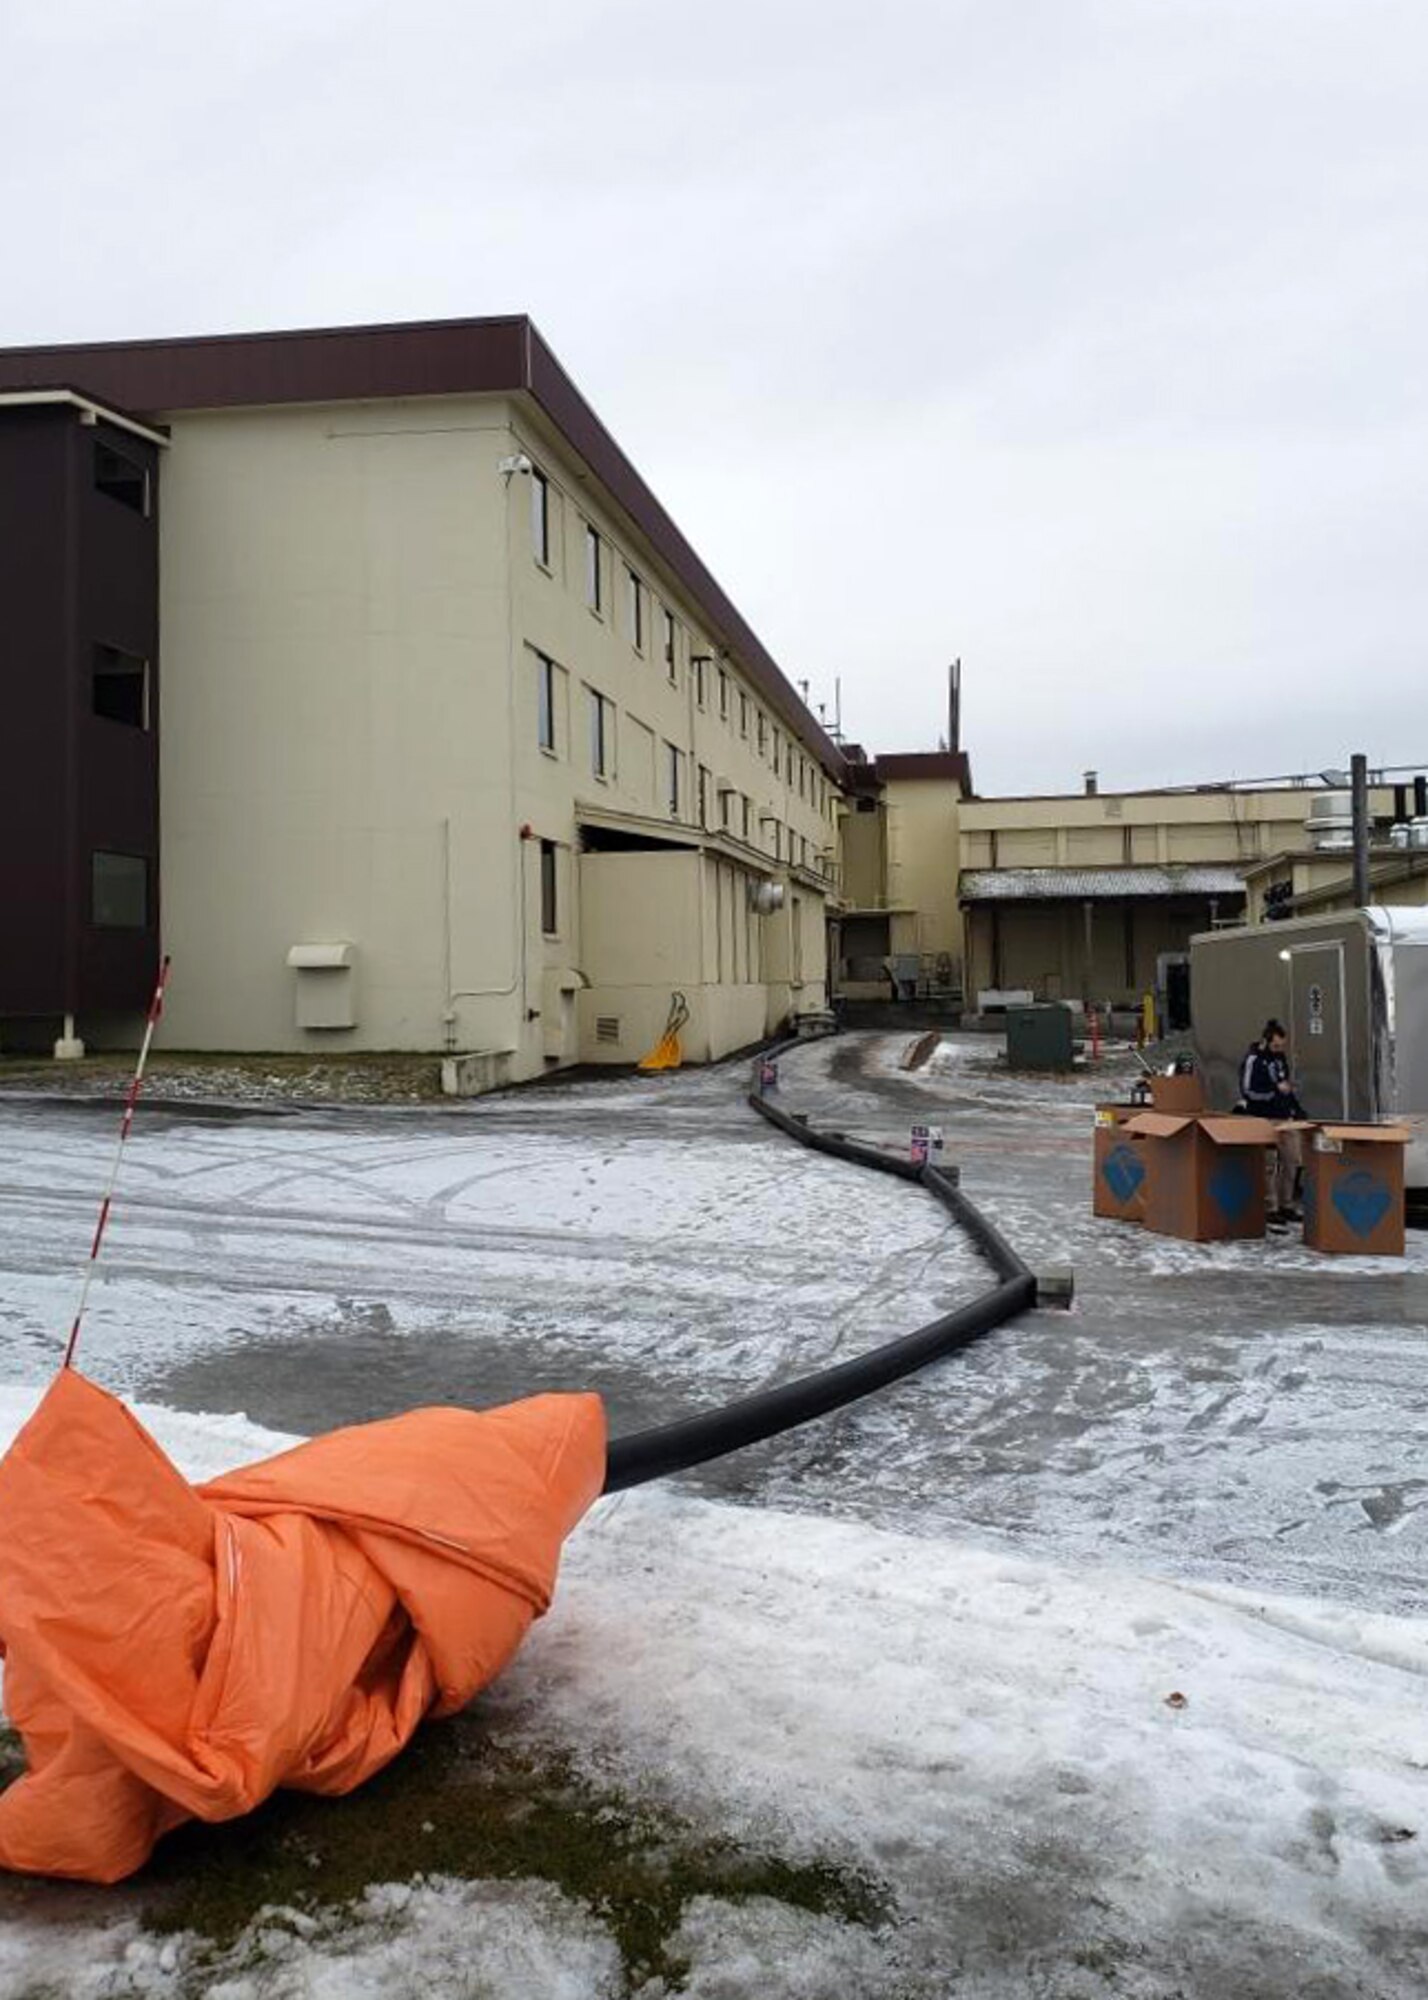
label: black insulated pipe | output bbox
[1416,774,1428,819]
[602,1079,1035,1492]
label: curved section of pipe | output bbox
[602,1078,1034,1493]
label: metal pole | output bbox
[63,955,172,1369]
[1351,752,1370,907]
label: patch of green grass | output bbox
[132,1717,889,1990]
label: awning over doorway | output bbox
[960,866,1245,902]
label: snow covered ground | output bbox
[1,1036,1426,1996]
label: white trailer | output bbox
[1190,906,1428,1196]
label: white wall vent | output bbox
[285,942,356,1029]
[595,1016,622,1045]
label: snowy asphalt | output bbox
[1,1033,1426,1998]
[0,1030,1424,1610]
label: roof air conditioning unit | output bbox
[1306,790,1354,853]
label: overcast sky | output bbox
[6,1,1425,793]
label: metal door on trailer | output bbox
[1287,943,1349,1119]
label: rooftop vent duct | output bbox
[1306,790,1354,852]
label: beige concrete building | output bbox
[0,319,843,1083]
[1242,845,1428,924]
[959,781,1405,1012]
[837,750,969,999]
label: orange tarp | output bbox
[0,1369,605,1883]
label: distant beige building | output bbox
[957,783,1324,1011]
[1242,846,1428,925]
[837,750,970,999]
[834,763,1409,1019]
[0,319,843,1083]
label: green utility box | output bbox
[1006,1003,1075,1072]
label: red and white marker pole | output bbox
[62,955,172,1371]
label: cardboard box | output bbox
[1093,1106,1148,1222]
[1302,1125,1409,1257]
[1148,1073,1205,1114]
[1125,1112,1279,1242]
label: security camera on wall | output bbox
[498,453,534,476]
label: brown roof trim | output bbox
[872,750,973,790]
[960,783,1349,806]
[0,315,846,780]
[522,325,844,777]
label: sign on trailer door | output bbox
[1287,943,1349,1119]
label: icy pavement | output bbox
[0,1393,1424,1998]
[1,1035,1427,1996]
[0,1068,981,1437]
[746,1034,1428,1616]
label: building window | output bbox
[741,795,752,841]
[698,764,711,827]
[531,468,550,567]
[94,442,149,516]
[626,566,644,650]
[718,667,729,720]
[589,688,614,778]
[756,712,767,757]
[771,727,780,774]
[720,786,732,831]
[540,839,558,936]
[664,741,681,817]
[92,643,149,729]
[92,851,148,929]
[772,822,781,861]
[662,607,677,683]
[535,650,557,753]
[739,691,749,738]
[585,525,603,612]
[692,655,708,707]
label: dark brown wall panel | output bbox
[0,411,71,1013]
[0,408,159,1019]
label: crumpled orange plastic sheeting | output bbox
[0,1369,605,1883]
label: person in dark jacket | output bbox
[1240,1020,1304,1219]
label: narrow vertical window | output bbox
[698,764,711,828]
[742,795,752,842]
[531,468,550,566]
[589,690,614,778]
[663,607,677,683]
[94,442,149,516]
[536,651,556,752]
[756,712,766,757]
[540,839,558,935]
[91,852,148,928]
[718,668,729,720]
[739,692,749,738]
[626,568,644,650]
[92,643,150,729]
[692,655,708,707]
[664,742,681,817]
[585,525,602,611]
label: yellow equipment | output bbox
[638,990,690,1071]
